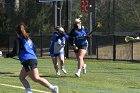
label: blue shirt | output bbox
[18,36,37,63]
[49,32,69,55]
[69,26,88,47]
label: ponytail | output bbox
[77,14,83,20]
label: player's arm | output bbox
[33,43,36,53]
[64,34,69,40]
[69,29,78,50]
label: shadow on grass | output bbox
[114,67,140,70]
[9,75,18,77]
[129,60,140,63]
[129,86,140,89]
[0,72,14,74]
[40,75,76,78]
[9,75,76,78]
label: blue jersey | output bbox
[70,26,88,47]
[18,36,37,63]
[49,32,68,56]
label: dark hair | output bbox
[16,22,29,40]
[55,26,60,31]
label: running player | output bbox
[6,22,59,93]
[69,18,88,78]
[49,26,68,77]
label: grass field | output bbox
[0,57,140,93]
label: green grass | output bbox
[0,57,140,93]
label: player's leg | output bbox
[75,49,87,77]
[58,54,67,74]
[51,55,60,76]
[19,67,32,93]
[78,49,87,69]
[75,51,80,77]
[29,68,59,93]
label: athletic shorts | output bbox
[22,59,37,72]
[74,45,88,53]
[50,52,64,57]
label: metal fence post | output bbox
[88,0,96,55]
[65,0,72,58]
[53,1,57,27]
[112,0,116,61]
[113,35,116,61]
[40,33,43,57]
[96,36,99,60]
[131,42,133,61]
[8,34,10,53]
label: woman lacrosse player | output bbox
[6,23,59,93]
[69,17,88,78]
[49,26,69,77]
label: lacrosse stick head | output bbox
[125,36,134,42]
[96,22,102,28]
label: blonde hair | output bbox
[77,14,83,20]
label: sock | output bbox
[61,66,65,69]
[77,69,81,74]
[49,85,55,90]
[26,92,32,93]
[26,88,32,93]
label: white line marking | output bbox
[0,83,51,93]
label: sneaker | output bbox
[26,92,32,93]
[75,73,80,78]
[83,64,87,74]
[61,68,67,74]
[56,71,60,77]
[52,86,59,93]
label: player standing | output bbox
[49,26,68,77]
[69,17,88,78]
[6,23,59,93]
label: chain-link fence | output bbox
[1,32,140,61]
[0,0,140,61]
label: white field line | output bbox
[0,83,51,93]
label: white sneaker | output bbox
[75,73,80,78]
[61,68,67,74]
[56,71,60,77]
[83,64,87,74]
[52,86,59,93]
[26,92,32,93]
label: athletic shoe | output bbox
[61,68,67,74]
[83,64,87,74]
[75,73,80,78]
[26,92,32,93]
[52,86,59,93]
[56,71,60,77]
